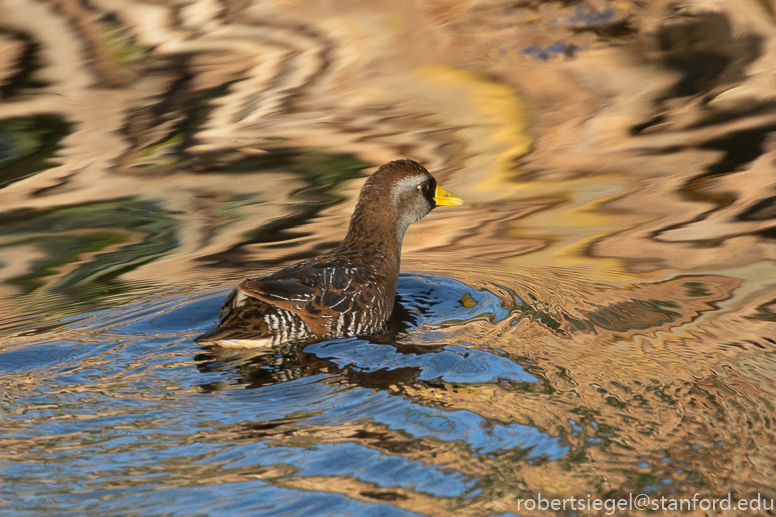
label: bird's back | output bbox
[196,255,395,347]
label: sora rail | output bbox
[196,159,463,347]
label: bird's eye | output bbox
[418,183,429,194]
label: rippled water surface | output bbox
[2,0,776,515]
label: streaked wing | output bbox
[236,277,317,311]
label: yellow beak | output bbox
[434,186,464,206]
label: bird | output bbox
[196,159,463,348]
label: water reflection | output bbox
[2,0,776,514]
[0,114,71,188]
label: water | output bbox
[2,0,776,515]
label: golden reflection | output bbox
[416,66,532,194]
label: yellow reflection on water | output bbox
[417,66,532,193]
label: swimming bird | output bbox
[196,159,463,348]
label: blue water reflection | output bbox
[306,339,536,384]
[397,275,512,327]
[0,275,570,515]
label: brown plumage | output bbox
[196,159,463,348]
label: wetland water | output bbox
[2,0,776,515]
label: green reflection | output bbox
[0,114,72,188]
[100,18,150,65]
[201,148,371,264]
[0,199,178,301]
[244,148,371,242]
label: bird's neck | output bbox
[336,202,403,274]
